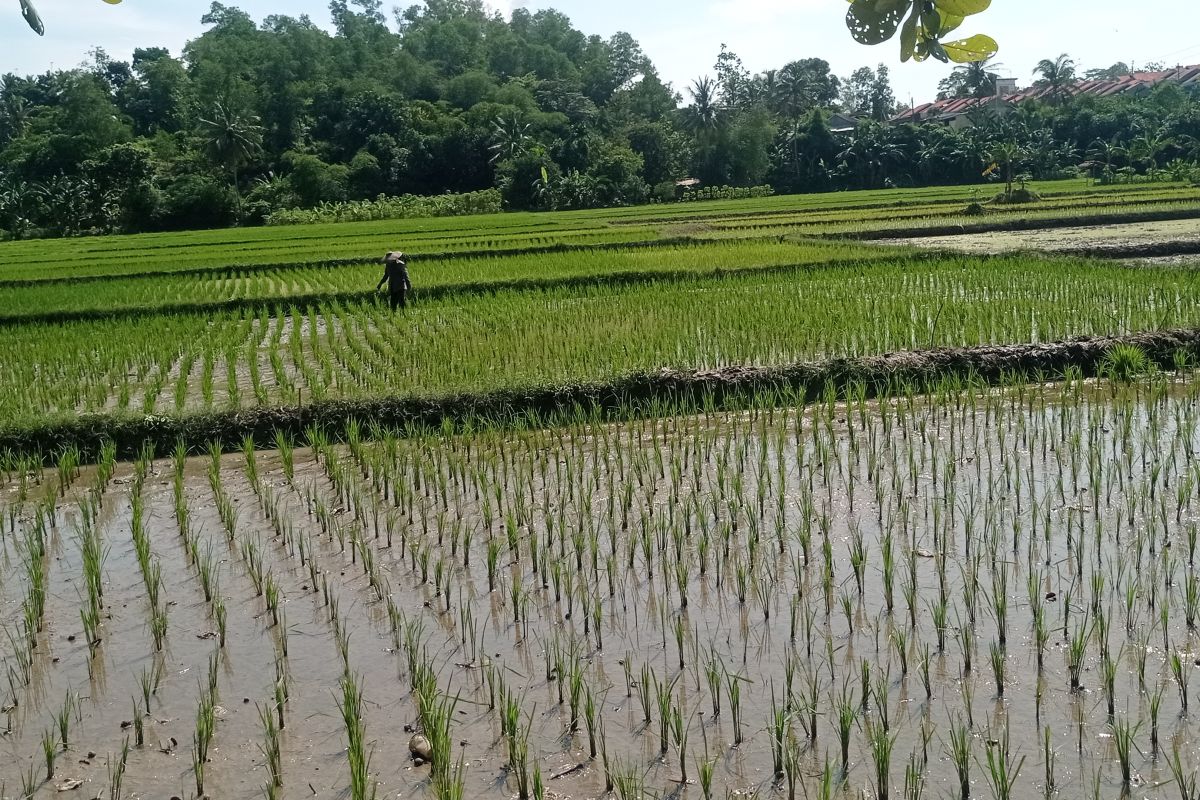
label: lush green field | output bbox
[5,253,1200,427]
[3,179,1195,283]
[2,180,1200,445]
[8,179,1200,800]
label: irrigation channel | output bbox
[6,370,1200,799]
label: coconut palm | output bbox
[686,77,721,132]
[1032,54,1076,103]
[774,65,814,118]
[953,56,1004,98]
[489,114,531,164]
[198,103,263,216]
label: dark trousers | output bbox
[388,291,407,310]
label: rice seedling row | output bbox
[7,369,1200,798]
[0,240,883,322]
[3,254,1200,430]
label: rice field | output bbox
[3,254,1200,427]
[6,372,1200,799]
[3,181,1200,799]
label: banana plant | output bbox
[18,0,122,36]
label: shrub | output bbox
[265,189,503,225]
[679,185,775,203]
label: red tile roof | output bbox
[891,64,1200,123]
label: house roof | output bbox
[891,63,1200,123]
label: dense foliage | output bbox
[1,0,1199,240]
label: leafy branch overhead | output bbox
[846,0,997,64]
[17,0,122,36]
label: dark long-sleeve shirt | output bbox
[377,260,411,293]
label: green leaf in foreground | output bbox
[20,0,44,35]
[933,0,991,16]
[846,0,910,45]
[847,0,996,63]
[942,34,1000,63]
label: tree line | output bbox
[1,0,1198,239]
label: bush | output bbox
[160,175,239,230]
[992,187,1041,204]
[265,189,503,225]
[679,185,775,202]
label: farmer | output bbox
[377,251,412,310]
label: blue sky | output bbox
[3,0,1199,107]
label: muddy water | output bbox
[6,375,1200,798]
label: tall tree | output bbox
[198,102,263,215]
[686,77,721,132]
[938,56,1004,100]
[1033,54,1077,103]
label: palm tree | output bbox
[686,77,721,132]
[198,103,263,216]
[774,65,814,119]
[489,114,531,164]
[1032,54,1076,103]
[953,56,1004,98]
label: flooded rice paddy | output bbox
[5,374,1200,799]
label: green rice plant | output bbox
[107,738,129,800]
[258,702,283,789]
[128,696,145,747]
[668,704,688,784]
[1110,715,1139,788]
[988,641,1005,697]
[835,683,857,775]
[904,749,924,800]
[704,654,721,718]
[1171,648,1192,715]
[891,628,910,676]
[867,721,897,800]
[612,760,646,800]
[1042,726,1056,800]
[768,687,788,777]
[149,605,168,652]
[1101,649,1119,717]
[1151,683,1164,755]
[336,673,377,800]
[1102,343,1152,384]
[41,726,56,779]
[583,685,599,759]
[930,597,948,652]
[1067,618,1092,692]
[697,751,715,800]
[981,722,1025,800]
[947,715,972,800]
[20,763,37,800]
[1169,740,1200,800]
[193,683,217,793]
[726,669,745,747]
